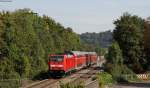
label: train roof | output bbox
[71,51,96,56]
[49,51,97,56]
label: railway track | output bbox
[22,63,101,88]
[22,69,91,88]
[22,78,59,88]
[85,80,99,88]
[70,66,98,85]
[22,68,96,88]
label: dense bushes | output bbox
[97,72,113,88]
[105,13,148,83]
[105,42,130,82]
[113,13,145,73]
[0,9,82,80]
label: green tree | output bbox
[113,13,145,73]
[107,42,123,65]
[106,42,135,82]
[0,8,82,81]
[105,42,124,80]
[97,72,113,88]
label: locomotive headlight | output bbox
[57,65,64,67]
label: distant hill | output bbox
[80,30,113,48]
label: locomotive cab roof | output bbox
[71,51,97,56]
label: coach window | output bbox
[50,56,64,62]
[57,56,64,62]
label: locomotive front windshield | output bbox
[50,56,64,62]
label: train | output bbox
[48,51,97,77]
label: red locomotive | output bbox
[48,51,97,77]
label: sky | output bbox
[0,0,150,34]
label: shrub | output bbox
[97,72,113,88]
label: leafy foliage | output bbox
[97,72,113,88]
[113,13,145,73]
[106,42,123,65]
[105,42,126,81]
[0,9,81,80]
